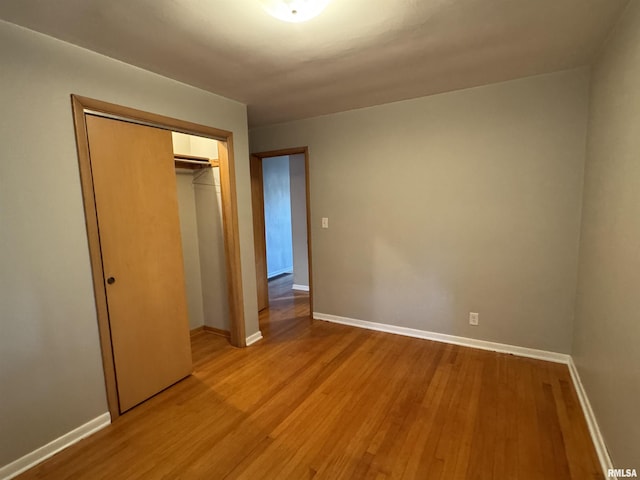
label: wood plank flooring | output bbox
[16,274,603,479]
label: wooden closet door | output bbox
[86,114,192,413]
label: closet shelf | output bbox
[174,154,220,169]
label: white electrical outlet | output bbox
[469,312,479,326]
[321,217,329,229]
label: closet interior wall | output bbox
[173,132,230,333]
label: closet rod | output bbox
[175,159,212,166]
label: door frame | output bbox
[250,147,314,314]
[71,95,246,420]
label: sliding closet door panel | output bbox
[86,115,192,413]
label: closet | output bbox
[172,133,230,335]
[73,95,246,420]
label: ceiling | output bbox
[0,0,630,127]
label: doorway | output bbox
[250,148,313,314]
[173,132,231,338]
[71,95,246,420]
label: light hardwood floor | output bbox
[16,274,603,479]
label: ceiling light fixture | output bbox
[261,0,331,23]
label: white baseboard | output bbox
[0,412,111,480]
[567,358,616,479]
[313,312,570,364]
[267,268,292,279]
[313,311,614,477]
[292,284,310,292]
[246,330,263,346]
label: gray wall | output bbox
[251,68,590,353]
[175,167,229,332]
[0,20,258,468]
[175,171,206,330]
[262,156,294,278]
[289,154,309,287]
[573,1,640,468]
[195,168,230,331]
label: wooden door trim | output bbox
[250,155,268,311]
[71,95,246,420]
[250,147,314,314]
[216,139,246,346]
